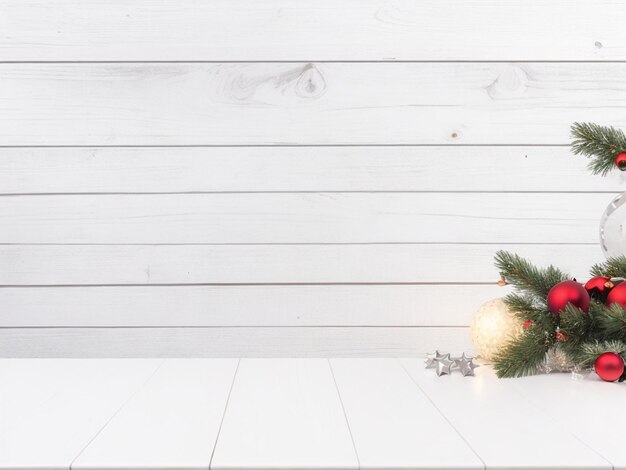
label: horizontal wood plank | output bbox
[73,359,238,470]
[0,284,509,327]
[0,244,604,285]
[0,193,610,244]
[1,146,623,194]
[211,359,358,470]
[3,63,626,145]
[0,0,620,61]
[0,327,474,357]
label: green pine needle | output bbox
[571,122,626,176]
[503,292,541,317]
[494,250,568,299]
[575,340,626,367]
[594,303,626,340]
[494,329,551,378]
[590,256,626,278]
[558,303,591,349]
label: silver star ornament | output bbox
[454,353,479,377]
[424,350,448,369]
[435,354,454,376]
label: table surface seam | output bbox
[509,377,615,470]
[397,358,487,470]
[209,358,242,470]
[68,358,166,470]
[327,358,362,470]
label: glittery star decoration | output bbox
[454,353,479,377]
[435,353,454,376]
[424,350,448,369]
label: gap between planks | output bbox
[327,359,362,469]
[1,61,626,64]
[0,326,472,329]
[396,358,487,468]
[0,282,502,287]
[0,144,573,148]
[208,359,241,469]
[0,191,620,196]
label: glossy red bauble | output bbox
[523,319,533,330]
[555,331,568,342]
[546,280,590,315]
[584,276,613,294]
[594,352,625,382]
[607,282,626,308]
[616,152,626,171]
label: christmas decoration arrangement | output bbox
[489,251,626,381]
[425,351,479,377]
[470,123,626,382]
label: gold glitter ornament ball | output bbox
[470,298,524,362]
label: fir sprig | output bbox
[559,304,591,352]
[494,328,552,378]
[494,250,568,299]
[594,303,626,340]
[590,255,626,278]
[571,122,626,176]
[504,292,544,319]
[576,340,626,367]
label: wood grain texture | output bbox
[0,285,510,327]
[0,0,621,61]
[3,2,622,357]
[0,193,610,244]
[0,327,474,357]
[0,244,604,285]
[1,146,623,194]
[3,63,626,145]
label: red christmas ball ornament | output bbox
[594,352,625,382]
[546,280,590,315]
[523,319,533,330]
[555,330,568,342]
[615,153,626,171]
[607,282,626,308]
[584,276,613,295]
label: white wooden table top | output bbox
[0,358,623,470]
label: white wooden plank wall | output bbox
[0,0,623,356]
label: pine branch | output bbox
[494,250,568,299]
[587,299,604,333]
[571,122,626,176]
[558,303,591,352]
[503,292,543,318]
[594,303,626,341]
[493,329,551,378]
[504,293,554,338]
[590,256,626,278]
[575,340,626,367]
